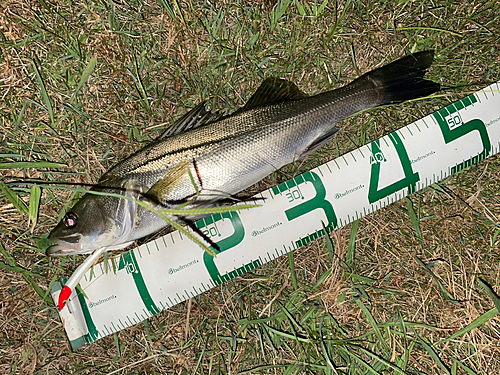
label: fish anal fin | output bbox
[145,160,191,205]
[240,78,307,111]
[297,127,341,159]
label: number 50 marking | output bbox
[433,94,491,174]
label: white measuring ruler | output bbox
[51,82,500,350]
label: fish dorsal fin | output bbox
[145,160,191,204]
[157,101,220,140]
[241,78,307,111]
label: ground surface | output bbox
[1,0,500,374]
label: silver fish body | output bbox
[47,51,440,256]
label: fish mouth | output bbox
[46,236,83,256]
[46,237,134,256]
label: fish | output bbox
[47,51,440,256]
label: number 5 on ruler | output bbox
[432,94,491,174]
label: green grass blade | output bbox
[22,273,52,304]
[161,204,260,217]
[404,197,423,245]
[455,360,479,375]
[13,99,28,129]
[158,0,185,24]
[341,345,381,375]
[287,252,298,290]
[31,59,54,124]
[160,213,217,257]
[0,241,18,268]
[171,0,185,24]
[415,257,458,303]
[128,58,151,114]
[0,259,43,278]
[346,219,359,267]
[263,323,310,343]
[354,297,390,355]
[71,55,98,102]
[271,0,291,31]
[417,336,450,375]
[477,278,500,312]
[28,185,41,231]
[391,26,462,36]
[354,345,409,374]
[0,181,28,215]
[23,273,51,304]
[313,269,332,289]
[0,161,65,169]
[438,307,498,345]
[294,0,306,16]
[0,243,42,278]
[395,308,410,371]
[0,261,28,274]
[316,0,329,15]
[321,221,334,263]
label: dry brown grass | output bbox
[1,0,500,373]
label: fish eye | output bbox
[63,212,78,228]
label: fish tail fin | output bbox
[354,50,440,104]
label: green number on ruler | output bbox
[197,212,261,286]
[432,94,491,174]
[368,132,419,203]
[284,171,338,247]
[118,251,160,315]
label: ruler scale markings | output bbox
[52,82,500,349]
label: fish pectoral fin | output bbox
[145,160,191,205]
[298,127,341,159]
[156,101,221,140]
[237,78,307,112]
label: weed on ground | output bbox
[1,0,500,373]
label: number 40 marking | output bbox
[368,132,419,204]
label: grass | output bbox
[1,0,500,373]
